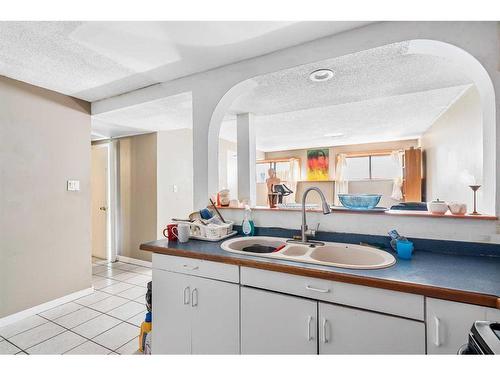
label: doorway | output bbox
[91,142,117,261]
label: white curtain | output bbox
[287,159,300,203]
[391,150,404,201]
[334,153,348,206]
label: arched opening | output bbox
[208,40,496,215]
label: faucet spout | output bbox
[291,187,332,245]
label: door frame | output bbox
[91,141,118,262]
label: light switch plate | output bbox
[67,180,80,191]
[172,184,178,193]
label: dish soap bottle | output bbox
[242,205,255,236]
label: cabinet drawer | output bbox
[152,253,239,283]
[241,267,424,320]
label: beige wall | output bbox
[421,86,483,211]
[264,139,418,206]
[0,76,91,318]
[157,129,194,237]
[118,133,157,262]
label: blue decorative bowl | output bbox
[338,194,382,210]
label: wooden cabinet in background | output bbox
[402,147,422,202]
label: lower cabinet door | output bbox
[319,302,425,354]
[426,298,486,354]
[241,287,318,354]
[152,269,192,354]
[190,277,240,354]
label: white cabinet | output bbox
[319,302,425,354]
[240,287,317,354]
[153,269,239,354]
[426,298,487,354]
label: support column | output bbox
[236,113,256,206]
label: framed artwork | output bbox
[307,149,329,181]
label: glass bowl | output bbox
[338,194,382,210]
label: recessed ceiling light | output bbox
[309,69,334,82]
[324,132,344,138]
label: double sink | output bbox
[220,236,396,270]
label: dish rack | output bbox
[189,219,234,241]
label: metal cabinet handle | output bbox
[191,288,198,307]
[434,316,441,347]
[306,285,330,293]
[307,316,313,341]
[183,265,199,271]
[183,286,190,305]
[322,319,329,343]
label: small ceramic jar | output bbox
[218,189,230,206]
[427,199,449,215]
[448,202,467,215]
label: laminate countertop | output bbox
[140,236,500,309]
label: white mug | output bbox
[176,223,190,243]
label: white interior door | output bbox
[91,145,108,259]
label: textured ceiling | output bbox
[0,21,371,101]
[92,41,474,150]
[220,85,473,151]
[92,91,192,134]
[228,42,472,115]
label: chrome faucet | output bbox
[287,187,332,246]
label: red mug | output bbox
[163,224,178,241]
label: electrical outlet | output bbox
[67,180,80,191]
[172,184,178,193]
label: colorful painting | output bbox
[307,149,329,181]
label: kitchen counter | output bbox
[140,236,500,309]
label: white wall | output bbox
[0,76,91,318]
[157,129,194,236]
[421,86,484,212]
[94,22,500,243]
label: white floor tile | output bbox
[64,340,111,355]
[93,277,119,290]
[107,301,145,321]
[74,291,110,306]
[0,315,48,338]
[126,312,146,327]
[71,314,121,339]
[132,267,152,276]
[53,307,101,329]
[88,295,129,313]
[134,296,146,304]
[26,331,85,355]
[93,322,139,351]
[9,322,65,350]
[92,265,109,275]
[95,268,125,278]
[100,282,135,295]
[39,302,82,320]
[0,340,21,354]
[116,337,140,355]
[114,263,140,272]
[117,286,147,300]
[124,275,151,287]
[110,271,138,282]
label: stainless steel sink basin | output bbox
[220,236,396,270]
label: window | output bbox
[343,154,401,180]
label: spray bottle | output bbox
[242,205,255,236]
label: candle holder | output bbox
[469,185,481,215]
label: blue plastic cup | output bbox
[396,239,414,260]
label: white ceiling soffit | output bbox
[0,21,371,102]
[229,42,472,115]
[219,85,473,152]
[91,91,192,137]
